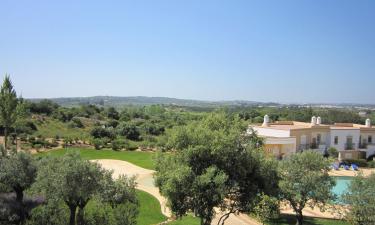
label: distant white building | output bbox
[249,116,375,160]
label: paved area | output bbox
[94,159,260,225]
[329,167,375,177]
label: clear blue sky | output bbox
[1,0,374,104]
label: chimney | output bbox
[317,117,322,125]
[262,115,270,127]
[311,116,317,126]
[366,118,371,128]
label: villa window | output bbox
[334,136,338,145]
[317,134,321,145]
[369,136,373,144]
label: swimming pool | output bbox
[332,176,352,197]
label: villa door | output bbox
[346,136,353,150]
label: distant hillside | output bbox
[27,96,375,109]
[27,96,276,108]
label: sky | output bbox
[0,0,374,104]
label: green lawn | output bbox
[36,147,156,170]
[266,214,349,225]
[168,215,200,225]
[137,190,168,225]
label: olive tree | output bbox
[0,152,38,223]
[279,151,336,225]
[155,112,279,225]
[35,152,106,225]
[343,173,375,225]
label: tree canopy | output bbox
[279,151,336,225]
[343,173,375,225]
[155,112,279,225]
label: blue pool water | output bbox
[332,176,352,197]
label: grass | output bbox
[34,118,91,140]
[137,190,167,225]
[266,214,349,225]
[36,147,156,170]
[168,215,200,225]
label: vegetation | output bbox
[0,75,26,153]
[343,173,375,225]
[155,113,279,225]
[36,148,156,170]
[136,190,167,225]
[278,151,336,225]
[0,152,37,224]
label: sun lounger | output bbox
[351,164,359,171]
[331,163,339,170]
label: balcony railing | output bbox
[299,143,326,151]
[359,143,367,149]
[345,143,356,150]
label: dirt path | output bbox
[94,159,260,225]
[92,159,171,217]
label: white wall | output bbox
[251,127,291,137]
[329,129,360,151]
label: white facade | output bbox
[250,116,375,160]
[329,128,360,151]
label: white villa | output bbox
[249,115,375,160]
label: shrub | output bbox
[90,127,115,139]
[111,139,124,151]
[368,161,375,168]
[68,117,84,128]
[327,147,338,158]
[92,139,103,150]
[124,142,138,151]
[116,123,141,141]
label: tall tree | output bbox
[0,75,17,151]
[343,173,375,225]
[279,151,336,225]
[0,75,23,153]
[155,112,279,225]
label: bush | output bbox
[124,142,138,151]
[111,139,124,151]
[368,161,375,168]
[327,147,338,158]
[90,127,115,139]
[342,159,368,167]
[68,117,84,128]
[92,139,103,150]
[116,123,141,141]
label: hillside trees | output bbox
[155,112,279,225]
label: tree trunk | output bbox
[69,205,77,225]
[14,188,25,224]
[15,189,23,203]
[296,210,303,225]
[77,207,84,225]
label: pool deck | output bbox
[329,168,375,177]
